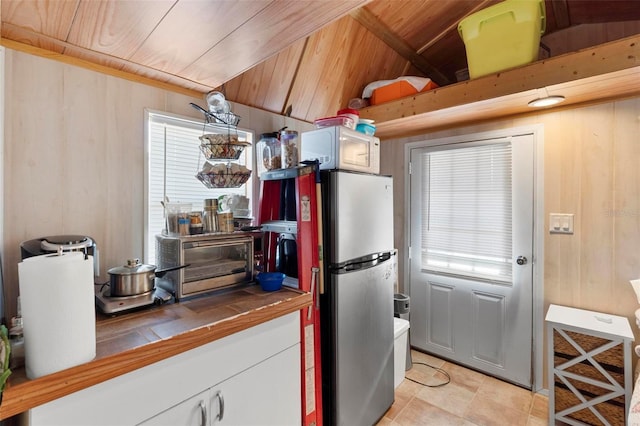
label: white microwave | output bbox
[300,125,380,174]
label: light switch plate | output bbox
[549,213,574,234]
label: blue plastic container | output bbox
[355,122,376,136]
[256,272,285,292]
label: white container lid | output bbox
[394,317,410,336]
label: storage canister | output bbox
[337,108,359,129]
[280,130,299,169]
[257,132,282,176]
[457,0,546,78]
[202,199,219,233]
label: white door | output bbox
[409,134,534,388]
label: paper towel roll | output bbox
[18,252,96,379]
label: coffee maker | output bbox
[20,235,99,276]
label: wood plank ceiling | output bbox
[2,0,640,128]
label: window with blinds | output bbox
[421,142,513,282]
[145,110,253,262]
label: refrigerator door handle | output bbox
[331,250,395,274]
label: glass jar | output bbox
[257,132,281,176]
[280,130,299,169]
[202,199,219,233]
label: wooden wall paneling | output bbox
[611,98,640,310]
[541,21,640,56]
[300,16,409,121]
[129,1,268,76]
[305,17,362,121]
[568,1,640,24]
[234,59,278,110]
[179,1,368,89]
[62,44,127,71]
[542,109,582,306]
[286,22,341,120]
[221,75,243,106]
[380,134,407,293]
[66,0,175,59]
[231,39,306,114]
[260,39,307,114]
[349,7,450,85]
[375,0,460,47]
[342,20,408,107]
[578,104,615,311]
[61,62,110,240]
[0,0,77,52]
[0,22,66,54]
[3,51,67,320]
[1,39,205,99]
[540,111,562,303]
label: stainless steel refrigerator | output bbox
[319,170,395,426]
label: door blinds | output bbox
[421,142,513,282]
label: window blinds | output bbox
[146,112,253,262]
[421,142,513,281]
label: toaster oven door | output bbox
[180,236,253,298]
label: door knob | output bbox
[516,256,528,265]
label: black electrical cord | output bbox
[405,360,451,387]
[395,312,450,388]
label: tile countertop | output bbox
[0,284,312,420]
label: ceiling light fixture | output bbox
[528,95,566,108]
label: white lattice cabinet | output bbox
[546,304,634,426]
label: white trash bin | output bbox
[393,317,410,389]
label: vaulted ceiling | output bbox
[2,0,640,128]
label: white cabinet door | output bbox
[212,344,300,426]
[139,390,209,426]
[29,313,300,426]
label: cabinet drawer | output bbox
[30,312,300,425]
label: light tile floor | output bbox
[377,350,549,426]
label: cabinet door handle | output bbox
[199,400,207,426]
[214,390,225,421]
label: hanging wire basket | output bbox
[189,102,241,127]
[206,111,241,127]
[198,134,249,161]
[196,165,252,188]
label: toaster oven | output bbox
[155,233,254,301]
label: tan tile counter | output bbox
[0,285,311,420]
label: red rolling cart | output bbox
[258,164,324,426]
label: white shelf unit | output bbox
[546,304,634,426]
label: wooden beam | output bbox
[349,7,451,86]
[359,34,640,139]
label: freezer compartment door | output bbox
[330,259,395,425]
[324,171,394,264]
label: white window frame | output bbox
[143,109,254,263]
